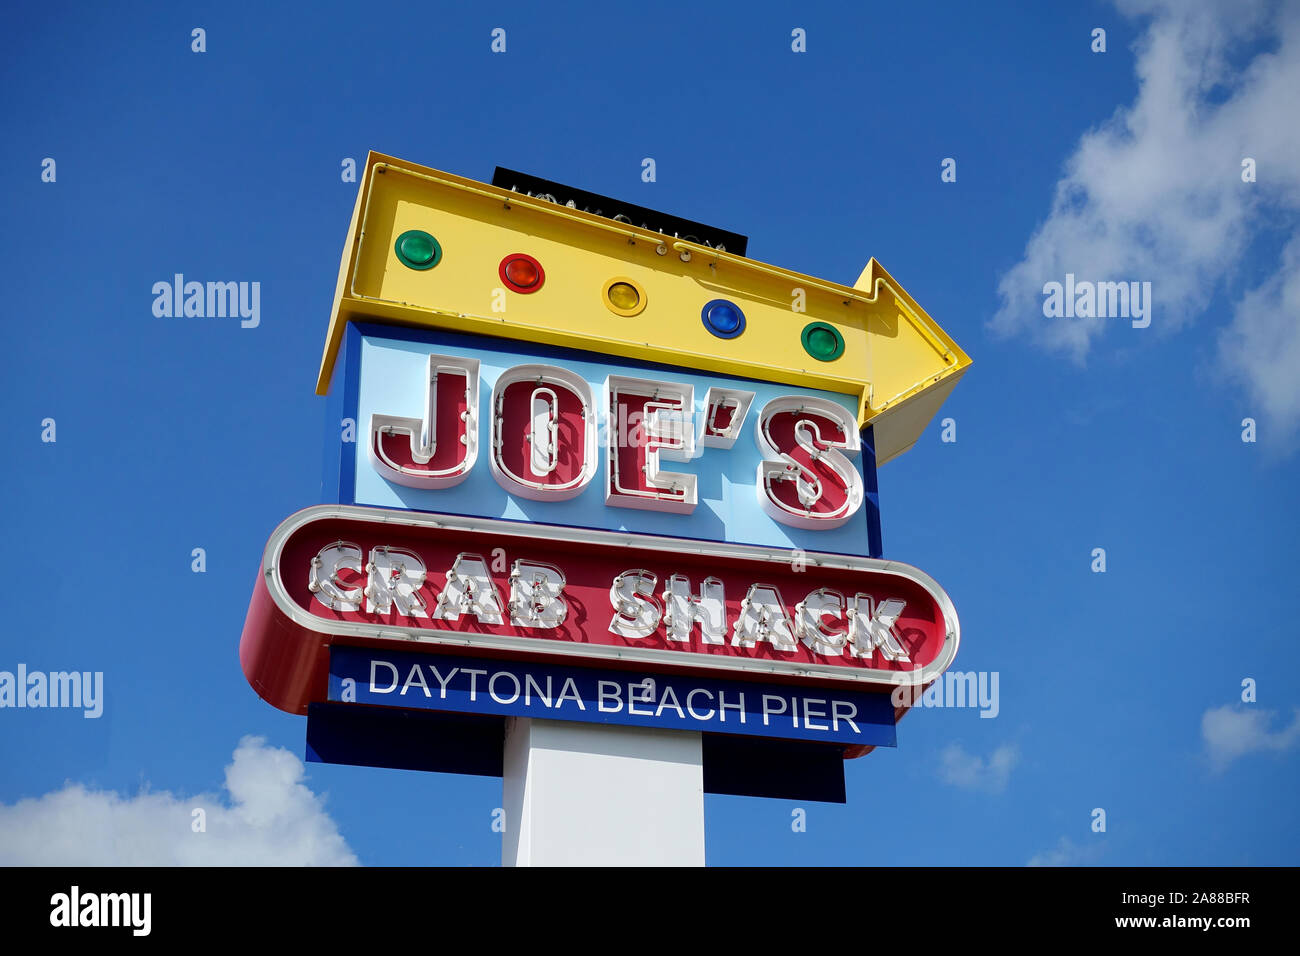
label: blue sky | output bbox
[1,0,1297,866]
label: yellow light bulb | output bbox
[607,282,640,311]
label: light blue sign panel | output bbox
[351,326,874,555]
[329,646,897,748]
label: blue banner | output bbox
[328,647,896,747]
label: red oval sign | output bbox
[240,505,959,715]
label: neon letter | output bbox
[755,396,863,529]
[370,354,480,488]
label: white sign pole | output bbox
[502,718,705,866]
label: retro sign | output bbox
[240,505,959,716]
[242,153,970,790]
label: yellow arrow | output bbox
[319,152,970,466]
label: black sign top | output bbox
[491,167,749,257]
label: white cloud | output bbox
[1218,236,1300,432]
[1028,836,1105,867]
[0,736,358,865]
[1201,704,1300,771]
[938,742,1019,793]
[991,0,1300,439]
